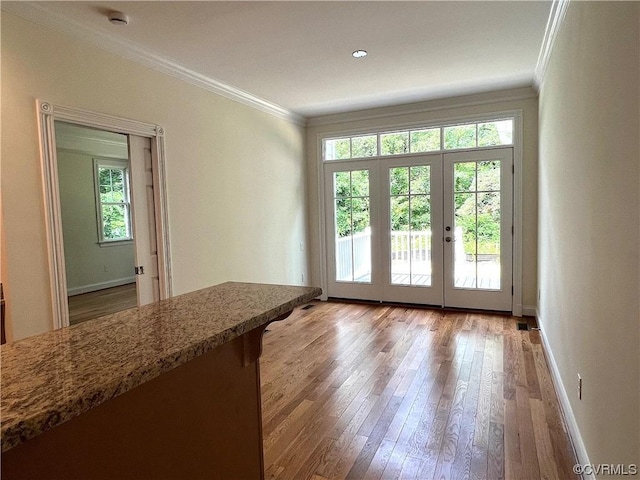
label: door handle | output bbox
[135,266,145,275]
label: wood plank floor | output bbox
[260,301,578,480]
[68,283,137,325]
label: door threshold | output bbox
[327,297,513,316]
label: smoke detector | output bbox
[108,11,129,26]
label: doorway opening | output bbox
[37,101,172,329]
[55,122,162,324]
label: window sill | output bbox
[98,240,134,248]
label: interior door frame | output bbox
[317,110,525,316]
[36,100,173,329]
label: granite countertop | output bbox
[0,282,321,452]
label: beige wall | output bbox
[306,89,539,311]
[538,1,639,469]
[1,13,308,341]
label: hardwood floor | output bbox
[260,301,578,480]
[68,283,137,325]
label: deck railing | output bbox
[390,230,432,262]
[336,229,434,281]
[335,227,500,288]
[335,228,372,281]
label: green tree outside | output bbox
[334,170,370,238]
[454,161,501,254]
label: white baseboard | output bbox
[68,277,135,296]
[537,312,594,480]
[522,304,537,316]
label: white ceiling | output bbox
[6,1,552,118]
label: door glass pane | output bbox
[477,161,500,191]
[453,161,501,290]
[410,165,430,194]
[409,194,431,285]
[351,170,369,197]
[389,166,431,287]
[390,167,409,195]
[454,161,476,192]
[455,191,476,288]
[477,192,501,289]
[334,171,351,197]
[333,170,371,283]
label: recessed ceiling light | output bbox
[352,50,368,58]
[108,11,129,26]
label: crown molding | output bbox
[55,130,129,159]
[534,0,570,91]
[306,86,538,128]
[2,2,305,126]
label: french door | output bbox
[380,155,444,304]
[443,149,513,310]
[325,148,513,311]
[325,160,381,300]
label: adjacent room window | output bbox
[93,159,133,244]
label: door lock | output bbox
[445,226,451,231]
[135,266,145,275]
[445,237,452,242]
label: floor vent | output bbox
[517,322,529,331]
[301,304,315,310]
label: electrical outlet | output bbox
[577,374,582,400]
[104,265,109,272]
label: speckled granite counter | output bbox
[1,282,321,455]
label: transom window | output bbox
[93,158,133,244]
[323,118,513,161]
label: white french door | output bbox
[443,148,513,311]
[380,155,444,305]
[325,148,513,312]
[325,160,381,300]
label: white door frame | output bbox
[317,110,524,316]
[36,100,172,329]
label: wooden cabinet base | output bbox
[1,325,270,480]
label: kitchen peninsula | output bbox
[1,282,321,479]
